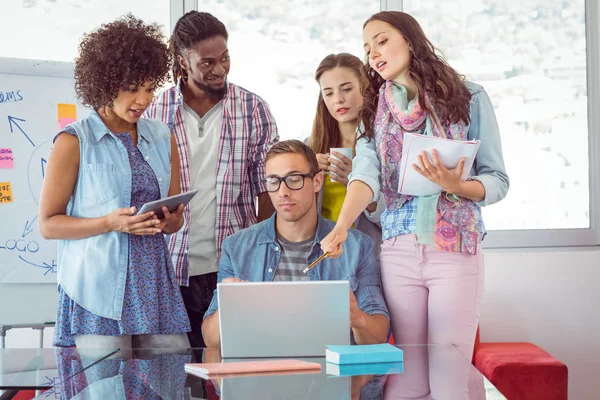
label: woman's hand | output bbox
[413,149,465,194]
[316,153,330,172]
[320,224,348,258]
[104,207,162,235]
[157,204,184,234]
[329,151,353,186]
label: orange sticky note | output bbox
[0,181,13,204]
[58,103,77,121]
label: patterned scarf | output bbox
[374,81,482,254]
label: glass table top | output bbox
[14,344,508,399]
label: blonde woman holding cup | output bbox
[307,53,382,257]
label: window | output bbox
[198,0,381,141]
[402,0,600,247]
[1,0,171,62]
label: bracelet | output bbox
[445,192,460,202]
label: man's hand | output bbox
[201,277,248,348]
[222,277,248,283]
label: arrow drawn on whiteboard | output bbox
[41,157,47,178]
[42,376,55,387]
[22,215,38,237]
[8,115,35,147]
[18,255,55,275]
[42,375,61,398]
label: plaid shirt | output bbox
[380,197,486,241]
[144,82,279,286]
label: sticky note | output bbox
[59,117,76,129]
[0,181,13,204]
[0,148,14,169]
[58,103,77,121]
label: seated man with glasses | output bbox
[201,140,389,347]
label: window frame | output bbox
[390,0,600,249]
[173,0,600,249]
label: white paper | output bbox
[397,132,481,196]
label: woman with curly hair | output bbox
[306,53,381,259]
[321,11,509,362]
[39,15,190,349]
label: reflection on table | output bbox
[40,345,505,399]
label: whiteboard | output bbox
[0,57,87,325]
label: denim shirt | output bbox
[56,110,172,320]
[350,81,509,208]
[204,213,389,321]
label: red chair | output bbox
[392,329,568,399]
[473,331,568,400]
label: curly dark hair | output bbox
[359,11,471,140]
[74,14,171,109]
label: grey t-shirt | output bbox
[273,235,313,281]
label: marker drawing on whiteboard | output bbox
[0,90,23,104]
[41,157,47,178]
[18,255,57,276]
[42,375,62,398]
[7,115,35,147]
[22,216,38,237]
[0,238,40,253]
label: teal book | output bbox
[326,361,404,377]
[325,344,404,365]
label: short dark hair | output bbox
[265,140,320,174]
[74,14,171,109]
[170,11,228,82]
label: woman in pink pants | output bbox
[320,10,509,388]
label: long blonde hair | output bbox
[308,53,367,155]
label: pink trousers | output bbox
[380,234,485,399]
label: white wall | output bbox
[4,249,599,399]
[481,249,600,400]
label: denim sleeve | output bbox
[467,88,510,207]
[203,237,237,320]
[354,235,389,319]
[348,135,381,203]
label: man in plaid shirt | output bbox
[144,11,279,347]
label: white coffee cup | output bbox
[329,147,353,183]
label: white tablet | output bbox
[136,189,199,219]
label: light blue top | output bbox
[204,213,389,321]
[349,82,509,240]
[56,110,172,320]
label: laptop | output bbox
[217,281,350,358]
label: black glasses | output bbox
[262,173,315,192]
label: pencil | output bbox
[303,252,329,274]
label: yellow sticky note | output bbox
[0,181,13,204]
[58,103,77,121]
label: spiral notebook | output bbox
[398,132,480,196]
